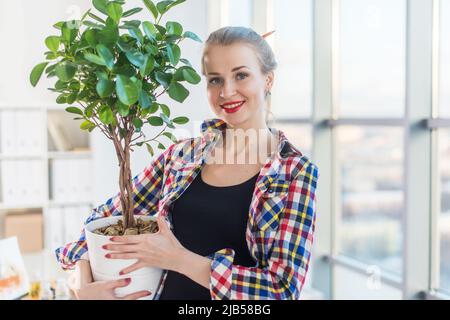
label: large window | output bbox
[338,0,406,118]
[439,0,450,117]
[272,0,313,119]
[338,126,403,275]
[335,0,406,279]
[439,129,450,293]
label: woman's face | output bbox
[202,43,274,129]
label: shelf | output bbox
[0,154,43,160]
[48,200,95,207]
[47,150,92,159]
[0,204,45,211]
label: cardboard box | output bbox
[4,211,43,253]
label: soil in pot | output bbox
[92,217,159,236]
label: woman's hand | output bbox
[103,215,186,275]
[73,278,152,300]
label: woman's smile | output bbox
[220,100,246,113]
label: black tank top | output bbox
[159,170,259,300]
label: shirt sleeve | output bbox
[207,161,319,300]
[55,144,173,270]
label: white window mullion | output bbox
[403,0,434,299]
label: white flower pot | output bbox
[85,215,164,300]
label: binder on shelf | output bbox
[16,110,42,155]
[1,161,16,204]
[0,110,16,154]
[46,207,64,251]
[63,206,90,244]
[2,160,45,205]
[51,159,93,203]
[47,115,73,152]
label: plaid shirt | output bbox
[56,118,319,300]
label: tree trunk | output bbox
[113,127,135,230]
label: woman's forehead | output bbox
[203,43,260,73]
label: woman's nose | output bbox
[219,81,237,99]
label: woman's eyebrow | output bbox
[207,66,249,75]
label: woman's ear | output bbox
[265,71,274,92]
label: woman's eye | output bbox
[209,77,221,85]
[236,72,248,80]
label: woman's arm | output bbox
[55,144,175,270]
[174,249,212,290]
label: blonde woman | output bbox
[57,26,319,300]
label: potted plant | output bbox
[30,0,202,299]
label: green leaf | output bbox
[142,21,157,41]
[98,19,119,46]
[140,55,155,76]
[85,103,96,117]
[166,43,180,65]
[125,51,145,68]
[182,67,201,84]
[168,82,189,103]
[65,106,84,116]
[143,0,159,19]
[80,120,96,131]
[53,21,64,30]
[146,143,154,156]
[166,21,182,36]
[138,91,151,109]
[160,112,174,128]
[162,131,177,142]
[56,94,67,104]
[183,31,202,42]
[114,100,129,116]
[127,26,144,43]
[61,22,78,43]
[123,7,143,17]
[148,102,159,114]
[132,118,143,129]
[96,79,115,98]
[96,44,115,70]
[55,62,77,82]
[179,58,192,67]
[148,116,163,126]
[155,71,172,88]
[116,75,139,106]
[83,20,104,29]
[99,105,114,125]
[145,43,158,55]
[159,104,170,117]
[158,142,165,150]
[93,0,109,14]
[172,116,189,124]
[66,92,78,104]
[45,36,60,52]
[30,62,49,87]
[157,0,185,15]
[84,53,107,66]
[107,2,123,24]
[88,12,106,24]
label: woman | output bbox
[56,26,319,300]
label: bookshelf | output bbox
[0,105,94,256]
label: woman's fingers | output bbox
[119,261,145,275]
[110,235,143,243]
[121,290,152,300]
[106,252,139,260]
[108,278,131,289]
[103,243,140,252]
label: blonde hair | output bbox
[201,26,278,125]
